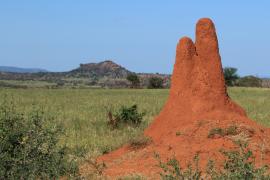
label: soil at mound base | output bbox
[80,18,270,179]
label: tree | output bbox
[223,67,239,86]
[126,73,140,88]
[148,77,163,89]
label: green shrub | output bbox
[210,141,270,180]
[108,104,145,128]
[127,73,140,88]
[148,77,164,89]
[156,153,202,180]
[0,102,79,179]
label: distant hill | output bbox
[0,66,48,73]
[70,60,132,78]
[0,60,170,88]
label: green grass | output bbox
[228,87,270,126]
[0,87,269,159]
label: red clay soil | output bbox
[81,18,270,179]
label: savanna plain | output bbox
[1,87,270,161]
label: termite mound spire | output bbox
[145,18,246,140]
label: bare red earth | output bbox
[81,18,270,179]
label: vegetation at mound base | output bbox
[156,141,270,179]
[0,87,270,178]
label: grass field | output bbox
[0,87,270,160]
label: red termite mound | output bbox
[81,18,270,178]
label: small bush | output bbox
[0,102,79,179]
[148,77,164,89]
[156,153,202,179]
[210,141,270,179]
[126,73,140,88]
[108,104,145,128]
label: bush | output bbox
[236,76,262,87]
[0,102,79,179]
[148,77,163,89]
[126,73,140,88]
[107,104,145,128]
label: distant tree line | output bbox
[223,67,262,87]
[126,68,264,89]
[0,67,266,89]
[126,73,164,89]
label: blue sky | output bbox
[0,1,269,76]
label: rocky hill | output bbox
[0,60,170,88]
[69,60,132,78]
